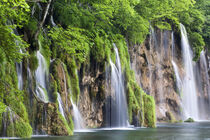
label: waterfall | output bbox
[171,32,183,93]
[57,92,66,119]
[70,98,85,131]
[147,27,155,92]
[195,51,210,119]
[171,32,175,59]
[35,50,48,102]
[172,61,182,93]
[16,49,23,90]
[15,29,23,90]
[200,51,210,98]
[180,24,199,120]
[50,16,57,27]
[109,44,129,127]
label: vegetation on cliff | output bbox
[0,0,209,137]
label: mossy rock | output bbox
[165,111,176,123]
[143,94,156,128]
[184,118,194,123]
[7,118,32,138]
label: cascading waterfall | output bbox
[180,24,199,120]
[70,98,85,131]
[147,27,155,92]
[109,44,129,127]
[16,49,23,90]
[195,51,210,119]
[172,61,182,93]
[35,50,49,102]
[199,51,210,98]
[57,92,66,119]
[171,32,183,93]
[14,29,23,90]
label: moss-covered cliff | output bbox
[0,0,209,138]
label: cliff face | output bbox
[78,61,106,128]
[129,29,183,122]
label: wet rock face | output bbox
[129,29,182,122]
[36,102,70,136]
[78,62,106,128]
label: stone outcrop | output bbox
[129,29,183,122]
[78,61,106,128]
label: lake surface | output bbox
[26,122,210,140]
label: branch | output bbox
[35,0,52,40]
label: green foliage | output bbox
[25,17,38,35]
[38,33,51,66]
[0,0,29,65]
[91,34,111,63]
[143,94,156,128]
[49,26,90,64]
[178,2,206,60]
[0,102,6,114]
[190,32,205,60]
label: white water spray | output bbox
[70,98,85,130]
[180,24,199,120]
[16,49,23,90]
[109,44,129,127]
[57,92,66,119]
[35,50,48,102]
[171,32,182,93]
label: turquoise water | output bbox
[26,122,210,140]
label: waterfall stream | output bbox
[180,24,199,120]
[35,50,48,102]
[109,44,129,127]
[171,32,183,94]
[16,59,23,90]
[200,51,210,99]
[57,92,66,119]
[195,51,210,119]
[70,98,85,131]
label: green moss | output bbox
[127,83,135,123]
[58,113,73,135]
[166,112,176,123]
[184,117,194,123]
[143,94,156,128]
[29,52,39,72]
[68,115,74,133]
[38,33,51,67]
[7,118,32,138]
[66,57,80,102]
[49,74,58,102]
